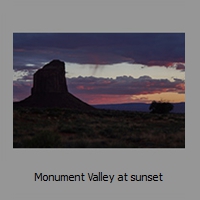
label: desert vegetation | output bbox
[149,100,174,114]
[13,107,185,148]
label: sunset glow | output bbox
[13,33,185,105]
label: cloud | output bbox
[73,94,134,105]
[67,75,185,96]
[13,67,36,82]
[13,33,185,68]
[13,75,185,103]
[175,63,185,71]
[13,66,38,72]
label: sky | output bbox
[13,33,185,105]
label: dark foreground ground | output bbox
[13,107,185,148]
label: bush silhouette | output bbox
[149,101,174,114]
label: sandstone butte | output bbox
[13,60,95,110]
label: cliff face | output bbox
[31,60,68,95]
[14,60,95,110]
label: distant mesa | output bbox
[14,60,95,110]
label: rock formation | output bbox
[14,60,95,110]
[31,60,68,95]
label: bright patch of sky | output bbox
[65,62,185,81]
[25,63,35,67]
[13,61,185,83]
[131,92,185,103]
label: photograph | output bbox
[13,33,185,148]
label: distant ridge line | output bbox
[93,102,185,113]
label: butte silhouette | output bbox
[13,60,95,110]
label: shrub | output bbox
[149,101,174,114]
[23,130,62,148]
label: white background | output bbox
[0,0,199,199]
